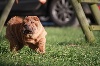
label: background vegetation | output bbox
[0,27,100,66]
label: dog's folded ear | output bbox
[24,16,40,22]
[32,16,40,21]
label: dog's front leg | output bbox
[37,38,46,54]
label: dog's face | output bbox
[22,16,40,41]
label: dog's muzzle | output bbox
[23,30,32,34]
[22,24,33,34]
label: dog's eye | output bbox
[29,20,33,23]
[31,21,34,23]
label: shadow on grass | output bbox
[58,41,80,46]
[0,61,24,66]
[0,61,6,66]
[0,46,9,54]
[58,42,68,46]
[0,60,44,66]
[58,40,87,46]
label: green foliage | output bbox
[0,27,100,66]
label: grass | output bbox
[0,27,100,66]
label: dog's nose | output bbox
[23,30,32,34]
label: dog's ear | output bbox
[24,16,40,22]
[33,16,40,21]
[32,16,41,27]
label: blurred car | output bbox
[0,0,99,26]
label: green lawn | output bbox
[0,27,100,66]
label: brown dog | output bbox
[6,16,47,53]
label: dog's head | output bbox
[22,16,40,35]
[21,16,41,42]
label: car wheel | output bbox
[50,0,75,26]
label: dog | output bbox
[6,16,47,53]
